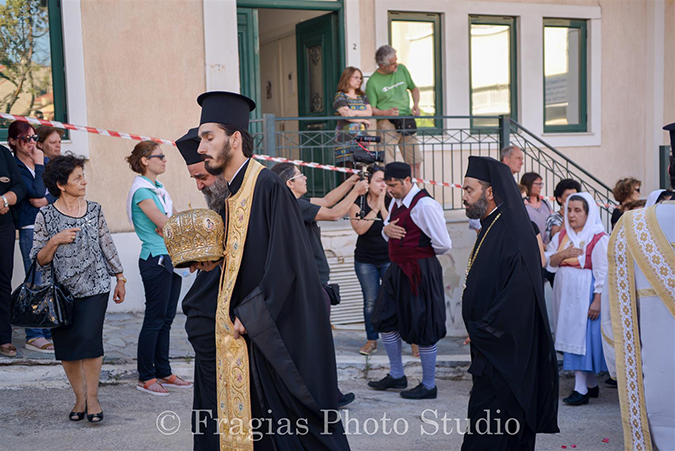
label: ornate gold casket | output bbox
[163,209,225,268]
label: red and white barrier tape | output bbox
[1,112,613,207]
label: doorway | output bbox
[237,5,343,192]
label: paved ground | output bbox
[1,313,623,450]
[6,312,470,363]
[0,378,623,450]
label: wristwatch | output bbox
[1,195,8,209]
[116,276,127,283]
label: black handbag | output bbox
[390,117,418,136]
[323,283,341,306]
[10,259,75,329]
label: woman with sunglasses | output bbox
[520,172,553,245]
[125,141,191,396]
[10,120,54,353]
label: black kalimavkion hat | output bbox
[197,91,256,129]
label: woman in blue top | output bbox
[125,141,191,395]
[9,120,53,353]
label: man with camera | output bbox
[366,45,423,179]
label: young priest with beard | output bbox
[191,92,349,451]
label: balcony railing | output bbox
[251,114,617,228]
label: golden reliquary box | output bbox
[163,209,225,268]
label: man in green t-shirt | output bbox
[366,45,422,178]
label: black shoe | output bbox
[367,374,407,391]
[563,390,590,405]
[605,378,618,388]
[587,386,599,398]
[86,403,104,423]
[400,383,437,400]
[69,410,85,422]
[338,392,355,409]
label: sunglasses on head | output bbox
[20,135,39,143]
[148,154,166,161]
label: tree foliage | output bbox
[0,0,50,114]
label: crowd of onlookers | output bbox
[1,42,673,421]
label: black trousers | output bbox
[186,315,219,451]
[462,365,536,451]
[137,255,182,381]
[0,220,15,345]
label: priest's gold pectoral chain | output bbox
[463,213,502,292]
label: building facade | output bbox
[4,0,674,333]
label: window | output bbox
[469,16,517,128]
[389,11,442,129]
[543,19,587,133]
[0,0,66,140]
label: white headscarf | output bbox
[645,189,666,208]
[563,191,605,268]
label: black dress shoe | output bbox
[368,374,407,391]
[400,383,437,400]
[338,392,355,409]
[563,390,590,405]
[587,386,599,398]
[605,378,618,388]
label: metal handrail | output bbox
[272,115,502,121]
[509,120,614,193]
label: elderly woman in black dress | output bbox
[31,154,126,423]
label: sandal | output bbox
[69,401,86,421]
[0,343,17,358]
[158,374,193,388]
[86,403,104,423]
[25,338,55,354]
[136,378,170,396]
[359,340,378,356]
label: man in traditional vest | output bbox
[191,91,350,451]
[368,162,452,399]
[601,123,675,451]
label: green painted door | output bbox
[237,8,261,135]
[296,12,340,197]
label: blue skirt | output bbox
[562,278,607,374]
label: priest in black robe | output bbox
[191,91,350,451]
[176,127,228,450]
[461,156,559,450]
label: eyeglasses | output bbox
[533,182,544,187]
[148,154,166,161]
[20,135,39,143]
[289,172,306,181]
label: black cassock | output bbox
[462,208,559,451]
[183,267,220,450]
[220,160,349,450]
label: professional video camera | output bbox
[349,133,384,220]
[351,133,384,164]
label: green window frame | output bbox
[388,11,443,131]
[543,18,587,133]
[469,15,518,129]
[0,0,67,141]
